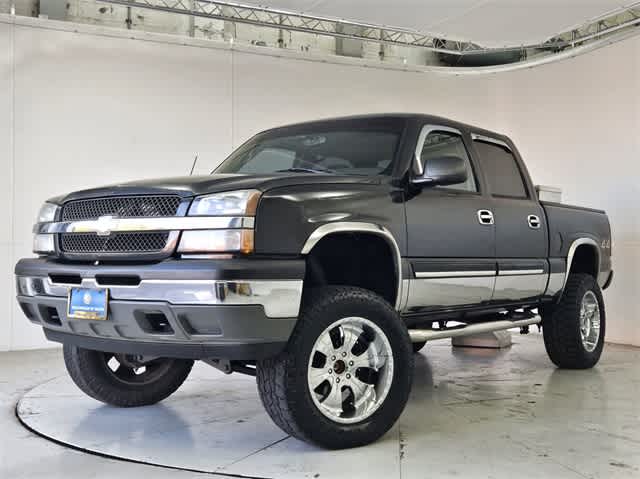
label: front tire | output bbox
[63,345,194,407]
[542,273,605,369]
[257,286,413,449]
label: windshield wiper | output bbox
[275,167,333,174]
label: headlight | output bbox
[188,190,261,216]
[37,202,58,223]
[180,190,260,255]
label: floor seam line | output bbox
[218,435,290,471]
[14,401,275,479]
[510,438,593,479]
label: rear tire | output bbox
[542,273,605,369]
[257,286,413,449]
[63,345,194,407]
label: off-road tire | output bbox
[257,286,413,449]
[412,341,427,354]
[542,273,605,369]
[63,345,194,407]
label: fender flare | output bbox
[560,237,601,298]
[301,222,404,311]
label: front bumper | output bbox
[15,257,305,360]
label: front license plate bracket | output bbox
[67,287,109,320]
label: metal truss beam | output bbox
[95,0,483,55]
[544,2,640,49]
[97,0,640,58]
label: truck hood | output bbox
[49,173,382,204]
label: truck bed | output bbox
[541,201,611,261]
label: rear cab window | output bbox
[472,137,528,198]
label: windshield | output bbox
[215,118,404,176]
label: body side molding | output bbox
[301,222,404,311]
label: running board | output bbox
[408,317,541,342]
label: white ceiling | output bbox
[236,0,637,47]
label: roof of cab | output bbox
[263,113,510,143]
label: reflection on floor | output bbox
[3,334,640,479]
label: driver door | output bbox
[404,125,496,313]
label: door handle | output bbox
[527,215,541,229]
[477,210,494,225]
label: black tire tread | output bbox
[542,273,605,369]
[257,351,300,438]
[63,345,194,407]
[257,286,413,448]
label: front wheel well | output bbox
[303,232,397,306]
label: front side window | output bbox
[473,140,527,198]
[215,118,404,177]
[419,129,477,192]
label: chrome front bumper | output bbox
[16,276,302,319]
[15,257,305,360]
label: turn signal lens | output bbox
[240,229,254,254]
[33,234,55,254]
[177,229,254,254]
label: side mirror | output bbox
[412,155,468,187]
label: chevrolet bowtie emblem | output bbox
[95,215,119,236]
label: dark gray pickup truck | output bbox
[15,114,613,449]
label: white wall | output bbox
[230,51,497,146]
[0,16,638,349]
[8,21,233,349]
[0,22,12,352]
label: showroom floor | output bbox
[2,334,639,479]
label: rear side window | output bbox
[473,140,527,198]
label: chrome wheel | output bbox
[579,291,601,352]
[307,316,394,424]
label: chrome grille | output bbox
[62,195,181,221]
[60,232,170,254]
[59,195,182,257]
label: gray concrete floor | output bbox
[0,347,219,479]
[2,334,640,478]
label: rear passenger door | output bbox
[470,134,548,302]
[404,126,496,312]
